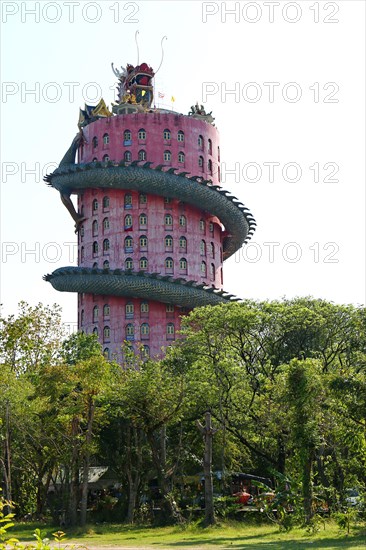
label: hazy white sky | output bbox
[1,0,365,329]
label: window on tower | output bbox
[163,129,171,141]
[140,301,149,315]
[198,156,204,171]
[179,258,187,273]
[164,214,173,228]
[177,130,184,142]
[103,217,109,231]
[103,260,110,269]
[124,214,132,229]
[139,213,147,227]
[199,219,206,232]
[93,305,99,322]
[178,152,185,164]
[125,257,133,270]
[103,239,110,254]
[124,194,132,209]
[138,150,146,161]
[139,235,148,250]
[164,150,171,162]
[124,235,133,252]
[208,138,212,155]
[141,345,150,358]
[141,323,150,339]
[92,199,98,213]
[138,128,146,140]
[93,241,98,256]
[210,263,215,280]
[103,154,110,162]
[103,304,110,318]
[139,193,147,205]
[140,257,148,270]
[93,327,99,337]
[179,236,187,250]
[124,150,131,162]
[179,215,186,228]
[200,240,206,256]
[104,348,110,359]
[208,159,213,175]
[125,302,134,318]
[165,235,173,251]
[103,196,110,210]
[165,257,174,273]
[126,323,134,340]
[124,129,132,144]
[198,135,204,149]
[92,136,98,148]
[80,246,85,262]
[201,261,207,277]
[166,323,175,339]
[103,326,110,342]
[103,133,109,146]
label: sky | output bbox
[1,0,365,330]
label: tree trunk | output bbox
[197,411,216,526]
[126,425,141,524]
[68,417,80,526]
[80,398,95,527]
[302,451,314,524]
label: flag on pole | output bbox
[158,92,165,98]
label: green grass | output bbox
[8,520,366,549]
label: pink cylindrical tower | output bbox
[44,62,256,361]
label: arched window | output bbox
[209,222,214,233]
[178,152,185,163]
[163,129,171,140]
[166,323,175,339]
[210,242,215,258]
[141,323,150,338]
[210,263,215,280]
[103,217,109,231]
[93,241,98,256]
[218,166,221,182]
[139,193,147,205]
[138,150,146,161]
[141,345,150,358]
[163,150,171,162]
[208,138,212,155]
[179,236,187,249]
[92,136,98,148]
[138,128,146,140]
[198,135,203,149]
[140,301,149,314]
[124,214,132,228]
[217,146,220,161]
[165,214,173,227]
[103,239,110,253]
[166,304,174,313]
[139,235,148,249]
[92,157,97,162]
[220,267,223,284]
[200,240,206,256]
[179,215,186,228]
[92,262,98,269]
[179,258,187,272]
[199,219,206,232]
[124,150,131,162]
[80,246,85,262]
[140,257,148,270]
[125,302,134,318]
[104,347,110,359]
[165,235,173,250]
[124,236,133,251]
[80,224,84,241]
[208,159,213,175]
[103,154,110,162]
[92,199,98,213]
[125,257,133,270]
[80,309,84,325]
[124,129,131,141]
[201,261,207,276]
[177,130,184,142]
[124,194,132,208]
[93,305,99,322]
[103,133,109,145]
[103,260,110,269]
[103,326,110,341]
[103,196,110,210]
[198,156,204,170]
[103,304,110,318]
[139,213,147,227]
[93,327,98,336]
[165,257,174,272]
[126,323,134,339]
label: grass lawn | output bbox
[8,520,366,549]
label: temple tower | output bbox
[44,61,256,361]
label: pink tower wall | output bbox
[77,112,223,361]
